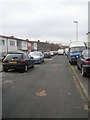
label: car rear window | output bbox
[5,53,23,60]
[30,52,41,56]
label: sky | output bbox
[0,0,89,45]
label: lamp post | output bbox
[74,21,78,41]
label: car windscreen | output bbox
[30,52,41,56]
[44,52,50,54]
[5,54,23,60]
[70,47,86,53]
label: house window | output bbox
[10,41,15,46]
[0,40,5,46]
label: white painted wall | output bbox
[32,43,37,50]
[0,37,7,53]
[22,41,27,50]
[0,36,17,56]
[17,40,22,50]
[8,38,17,52]
[17,40,27,50]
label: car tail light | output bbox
[85,60,90,65]
[20,59,25,63]
[3,59,6,63]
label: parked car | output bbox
[58,49,64,55]
[53,51,58,55]
[68,41,86,65]
[77,49,90,76]
[50,51,54,56]
[44,51,51,58]
[2,51,34,72]
[29,51,44,64]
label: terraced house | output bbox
[0,35,28,59]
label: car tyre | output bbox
[32,62,34,68]
[81,67,86,77]
[70,62,73,65]
[4,69,8,72]
[77,65,80,70]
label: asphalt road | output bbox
[2,55,88,118]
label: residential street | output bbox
[2,55,88,118]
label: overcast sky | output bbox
[0,0,89,45]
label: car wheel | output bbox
[4,69,8,72]
[81,67,86,77]
[32,62,34,68]
[39,59,41,64]
[24,65,28,72]
[77,65,80,70]
[70,62,73,65]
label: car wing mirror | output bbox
[80,55,83,58]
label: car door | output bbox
[77,53,82,68]
[28,54,34,67]
[24,53,31,67]
[80,51,85,68]
[41,52,44,62]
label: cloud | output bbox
[0,0,88,44]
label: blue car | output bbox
[29,51,44,64]
[77,49,90,76]
[68,41,86,65]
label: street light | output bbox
[74,21,78,41]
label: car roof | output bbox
[30,51,42,53]
[69,41,85,48]
[8,51,25,54]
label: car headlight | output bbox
[76,56,79,58]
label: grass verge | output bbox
[67,61,89,111]
[0,61,2,65]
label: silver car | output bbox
[29,51,44,64]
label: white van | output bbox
[58,49,64,55]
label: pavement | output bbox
[71,65,89,98]
[65,56,89,99]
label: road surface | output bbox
[2,55,88,118]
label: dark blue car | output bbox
[77,49,90,77]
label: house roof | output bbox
[0,34,27,42]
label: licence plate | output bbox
[9,61,17,64]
